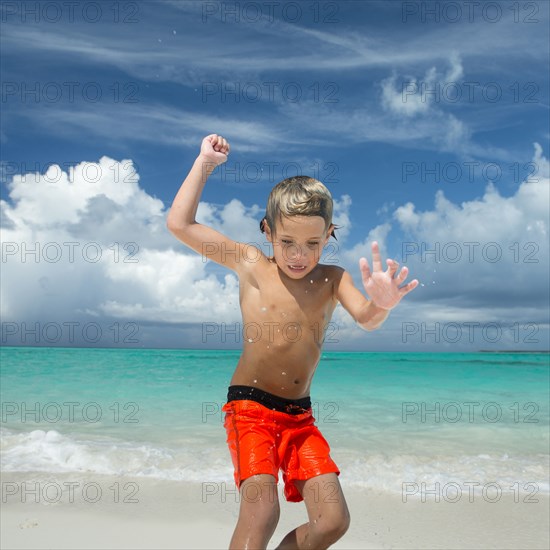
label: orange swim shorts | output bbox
[222,386,340,503]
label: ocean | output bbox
[1,347,548,496]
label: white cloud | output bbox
[2,145,548,350]
[323,143,549,350]
[340,223,393,270]
[0,158,260,331]
[380,53,465,117]
[392,143,549,310]
[379,55,474,154]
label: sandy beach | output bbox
[1,472,548,549]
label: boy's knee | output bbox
[313,510,350,543]
[240,499,280,532]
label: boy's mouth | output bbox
[288,264,307,273]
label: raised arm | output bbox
[166,134,248,272]
[336,241,419,331]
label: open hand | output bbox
[200,134,230,166]
[360,241,419,310]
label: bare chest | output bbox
[240,266,336,329]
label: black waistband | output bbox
[227,385,311,415]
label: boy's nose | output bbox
[288,244,306,260]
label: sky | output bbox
[1,0,549,351]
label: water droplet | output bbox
[172,30,177,35]
[157,38,162,43]
[267,345,270,349]
[432,281,436,284]
[310,279,314,284]
[253,379,258,383]
[325,278,329,282]
[248,338,253,342]
[282,372,287,376]
[261,307,267,312]
[421,283,425,287]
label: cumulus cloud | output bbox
[0,158,258,338]
[0,158,358,347]
[322,143,549,350]
[1,145,547,350]
[393,143,549,313]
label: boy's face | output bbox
[265,215,333,280]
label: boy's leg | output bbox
[275,473,350,550]
[229,474,280,550]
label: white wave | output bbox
[0,427,231,483]
[2,428,548,496]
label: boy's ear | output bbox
[326,223,337,241]
[261,217,274,241]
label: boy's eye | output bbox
[308,242,320,247]
[281,239,292,244]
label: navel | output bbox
[293,379,300,385]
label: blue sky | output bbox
[1,0,549,351]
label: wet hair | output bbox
[259,176,337,239]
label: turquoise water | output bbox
[1,347,548,494]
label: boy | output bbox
[166,134,418,549]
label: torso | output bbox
[230,252,344,399]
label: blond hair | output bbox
[260,176,336,238]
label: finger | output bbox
[401,279,419,294]
[371,241,383,271]
[395,265,409,283]
[387,258,399,276]
[359,257,371,287]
